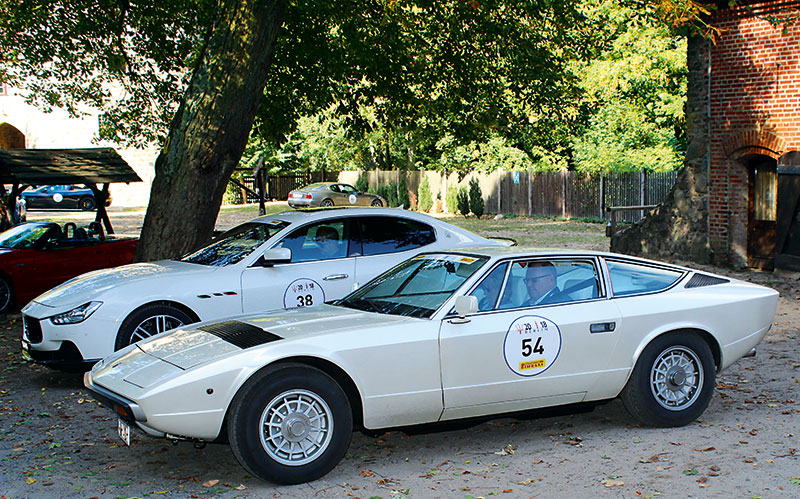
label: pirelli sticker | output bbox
[503,315,562,377]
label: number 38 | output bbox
[296,294,314,307]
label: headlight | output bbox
[50,302,103,325]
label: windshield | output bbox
[336,253,488,318]
[0,224,52,249]
[180,220,290,266]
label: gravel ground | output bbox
[0,206,797,498]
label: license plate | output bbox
[118,417,131,446]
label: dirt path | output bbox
[1,208,797,498]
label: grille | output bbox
[23,315,43,344]
[685,273,730,289]
[199,320,282,349]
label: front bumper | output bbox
[22,339,98,372]
[84,371,147,423]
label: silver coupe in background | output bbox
[288,182,385,208]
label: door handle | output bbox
[590,322,616,333]
[323,274,349,281]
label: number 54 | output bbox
[522,337,544,356]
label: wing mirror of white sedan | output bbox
[454,295,478,318]
[257,247,292,267]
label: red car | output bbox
[0,222,137,312]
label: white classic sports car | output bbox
[84,247,778,485]
[22,208,504,370]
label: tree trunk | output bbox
[135,0,285,262]
[610,33,712,264]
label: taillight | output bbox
[305,193,312,199]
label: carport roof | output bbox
[0,148,142,184]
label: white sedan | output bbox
[22,208,503,370]
[84,247,777,485]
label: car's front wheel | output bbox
[228,363,353,484]
[114,304,194,350]
[620,331,715,427]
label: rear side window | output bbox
[357,217,436,256]
[606,260,684,297]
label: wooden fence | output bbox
[228,170,338,204]
[339,169,679,222]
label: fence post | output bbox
[640,168,646,219]
[497,172,502,214]
[599,172,606,220]
[527,169,532,216]
[561,168,567,219]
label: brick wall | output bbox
[708,1,800,266]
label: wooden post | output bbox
[599,172,606,220]
[527,170,532,216]
[561,168,567,219]
[640,168,647,220]
[497,172,502,214]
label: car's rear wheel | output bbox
[370,198,383,207]
[320,199,334,207]
[0,275,14,313]
[620,331,715,427]
[114,304,194,350]
[79,197,96,211]
[228,363,353,484]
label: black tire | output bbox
[228,363,353,485]
[0,275,14,313]
[114,304,194,350]
[620,331,716,427]
[370,198,383,207]
[320,199,334,207]
[79,197,96,211]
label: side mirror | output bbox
[256,247,292,267]
[454,295,478,318]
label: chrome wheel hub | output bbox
[131,314,184,343]
[260,389,333,466]
[650,346,703,411]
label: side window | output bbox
[278,220,349,263]
[606,260,683,297]
[358,217,436,256]
[469,263,508,311]
[340,184,358,194]
[498,259,600,310]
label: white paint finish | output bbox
[83,248,779,445]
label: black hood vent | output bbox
[685,273,730,288]
[199,320,282,349]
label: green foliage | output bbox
[355,173,369,193]
[397,173,410,209]
[468,178,484,219]
[377,180,399,207]
[418,176,433,212]
[445,185,458,214]
[457,187,470,217]
[570,0,687,172]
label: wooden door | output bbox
[748,160,777,270]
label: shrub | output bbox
[355,172,369,193]
[468,177,484,218]
[457,186,470,217]
[397,173,410,208]
[445,185,458,214]
[418,176,433,212]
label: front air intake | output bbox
[199,320,282,349]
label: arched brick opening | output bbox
[722,145,780,269]
[0,123,25,149]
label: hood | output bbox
[33,260,207,308]
[136,304,413,371]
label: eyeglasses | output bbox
[524,275,551,285]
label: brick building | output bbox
[613,0,800,270]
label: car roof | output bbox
[434,245,693,270]
[248,208,493,241]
